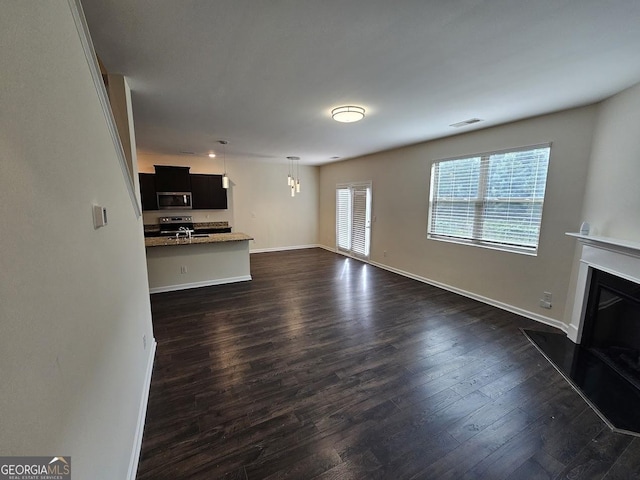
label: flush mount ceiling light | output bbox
[208,152,216,158]
[331,105,365,123]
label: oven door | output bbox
[157,192,192,210]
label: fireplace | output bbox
[523,233,640,435]
[581,269,640,390]
[567,233,640,345]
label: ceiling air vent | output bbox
[449,118,483,128]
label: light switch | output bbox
[93,204,108,229]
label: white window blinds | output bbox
[351,186,370,257]
[336,184,372,258]
[428,145,550,253]
[337,188,352,251]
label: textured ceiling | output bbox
[81,0,640,165]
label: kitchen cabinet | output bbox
[138,168,227,211]
[139,173,158,211]
[191,174,228,209]
[154,165,191,192]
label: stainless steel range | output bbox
[159,216,194,237]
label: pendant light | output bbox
[218,140,229,189]
[290,156,295,197]
[287,156,300,197]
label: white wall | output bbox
[581,82,640,240]
[138,154,320,251]
[562,82,640,325]
[319,106,598,327]
[0,2,154,479]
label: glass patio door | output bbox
[336,183,372,259]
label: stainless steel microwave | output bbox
[156,192,192,210]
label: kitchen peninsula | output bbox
[144,225,253,293]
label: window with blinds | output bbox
[428,144,550,254]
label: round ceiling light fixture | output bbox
[331,105,365,123]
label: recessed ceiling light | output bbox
[332,105,365,123]
[331,156,341,160]
[449,118,483,128]
[208,153,216,158]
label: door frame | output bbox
[336,182,373,260]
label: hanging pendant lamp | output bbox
[219,140,229,189]
[287,156,300,197]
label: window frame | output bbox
[427,143,551,256]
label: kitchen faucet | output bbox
[177,226,193,239]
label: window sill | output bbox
[427,234,538,256]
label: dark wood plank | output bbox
[602,437,640,479]
[135,248,636,480]
[555,429,633,480]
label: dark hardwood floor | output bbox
[137,248,640,480]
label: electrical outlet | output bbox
[180,265,187,274]
[539,299,552,309]
[383,250,387,257]
[143,335,147,350]
[543,291,552,303]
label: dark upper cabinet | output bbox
[138,173,158,211]
[154,165,191,192]
[191,174,228,209]
[139,168,227,211]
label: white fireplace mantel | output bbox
[566,232,640,343]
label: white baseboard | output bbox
[149,275,252,294]
[127,338,157,480]
[567,323,580,342]
[367,259,568,333]
[251,244,321,254]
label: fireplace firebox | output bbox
[582,269,640,390]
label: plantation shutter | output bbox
[336,187,351,251]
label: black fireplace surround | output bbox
[525,268,640,436]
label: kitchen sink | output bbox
[190,234,211,238]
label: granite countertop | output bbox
[145,232,253,248]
